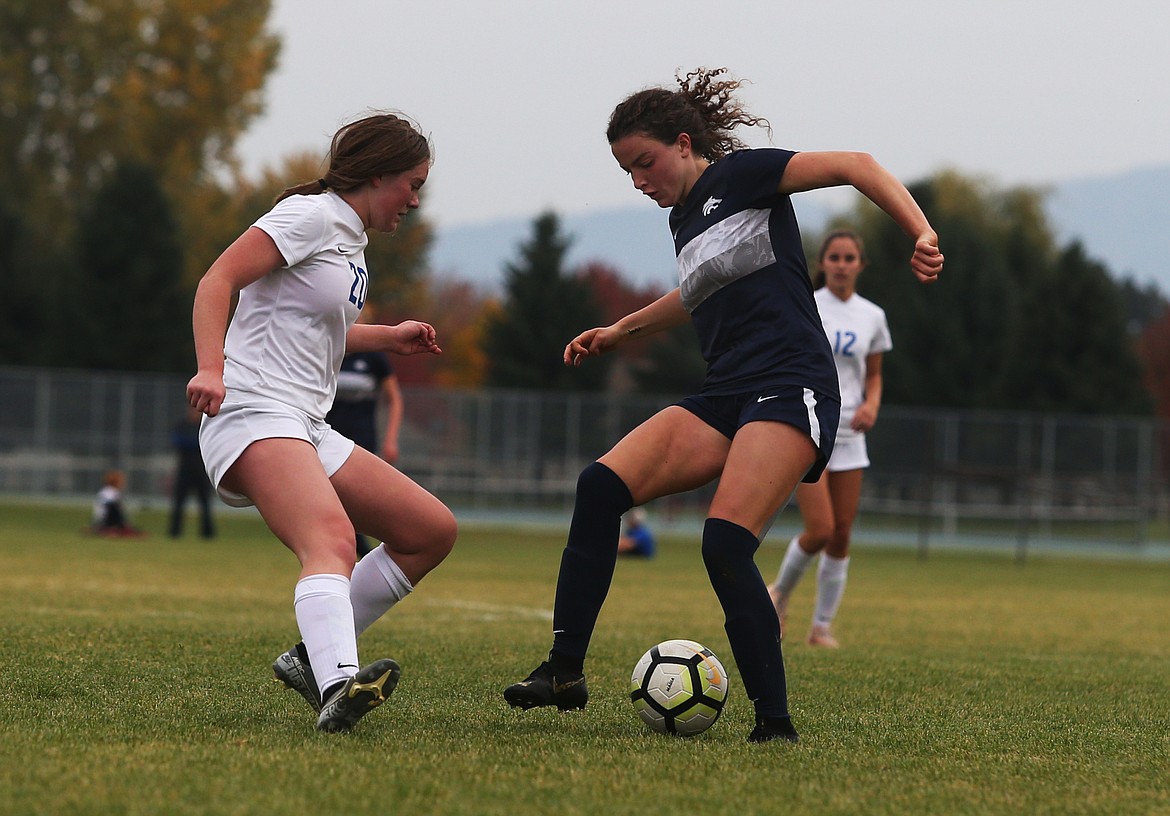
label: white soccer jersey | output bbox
[222,192,369,419]
[813,288,892,440]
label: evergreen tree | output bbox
[70,162,190,372]
[632,325,707,397]
[484,212,610,391]
[1002,242,1151,414]
[838,172,1150,414]
[0,197,35,362]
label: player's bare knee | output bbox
[319,514,358,560]
[826,531,851,558]
[431,506,458,557]
[804,523,834,549]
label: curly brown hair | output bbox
[276,112,432,204]
[606,67,771,161]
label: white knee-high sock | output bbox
[350,544,413,636]
[774,535,814,596]
[294,574,359,698]
[813,554,850,627]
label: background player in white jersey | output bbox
[768,230,891,648]
[187,113,457,733]
[504,68,943,744]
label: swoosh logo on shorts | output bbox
[757,395,780,402]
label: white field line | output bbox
[421,598,553,622]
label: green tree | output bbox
[632,326,707,397]
[851,173,1031,409]
[484,212,610,391]
[70,162,190,372]
[1117,277,1170,335]
[0,192,76,365]
[0,197,35,362]
[838,171,1150,414]
[1000,242,1150,414]
[0,0,279,212]
[0,0,279,369]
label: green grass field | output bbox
[1,501,1167,816]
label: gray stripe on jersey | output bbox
[677,208,776,312]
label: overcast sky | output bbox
[235,0,1170,230]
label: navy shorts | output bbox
[676,385,841,483]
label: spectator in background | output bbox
[169,405,216,539]
[91,470,144,537]
[617,508,656,557]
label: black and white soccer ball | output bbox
[629,639,729,736]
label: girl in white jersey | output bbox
[187,113,457,733]
[768,230,890,649]
[504,68,943,744]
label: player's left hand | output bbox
[850,404,878,433]
[389,320,442,355]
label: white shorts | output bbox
[826,433,870,472]
[198,393,355,508]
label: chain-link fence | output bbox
[2,366,1168,555]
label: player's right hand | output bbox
[564,326,620,366]
[187,371,225,417]
[911,234,943,283]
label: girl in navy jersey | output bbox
[768,230,891,649]
[504,68,942,743]
[187,113,457,733]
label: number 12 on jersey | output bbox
[832,330,857,356]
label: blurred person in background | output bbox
[91,469,145,537]
[767,229,892,649]
[617,508,656,557]
[327,311,404,559]
[168,405,216,539]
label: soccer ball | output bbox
[629,639,729,736]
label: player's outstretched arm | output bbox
[779,151,943,283]
[564,289,690,366]
[347,320,442,356]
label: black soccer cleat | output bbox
[747,714,800,744]
[503,661,588,711]
[316,658,401,733]
[273,642,321,713]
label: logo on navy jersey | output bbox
[702,196,722,216]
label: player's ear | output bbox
[676,133,693,156]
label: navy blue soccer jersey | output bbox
[669,148,839,400]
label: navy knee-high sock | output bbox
[702,517,790,719]
[550,462,634,672]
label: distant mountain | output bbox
[1046,164,1170,293]
[432,165,1170,296]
